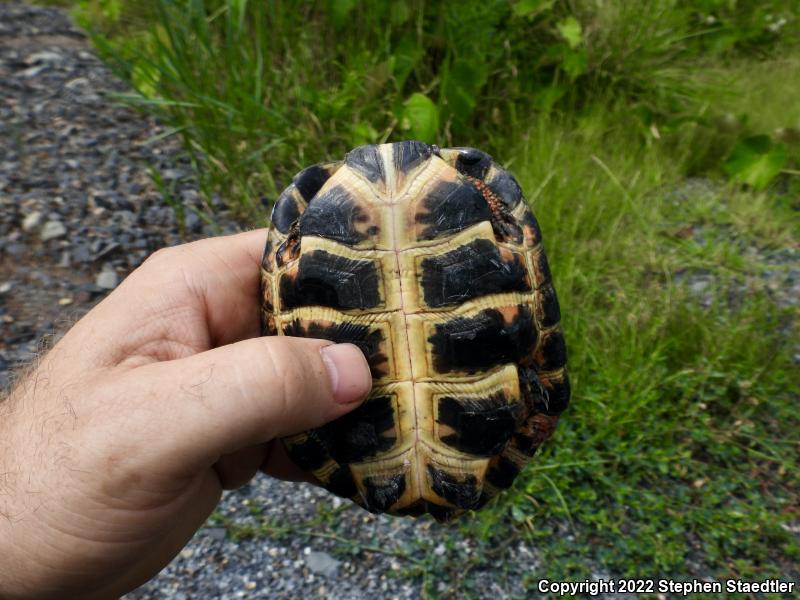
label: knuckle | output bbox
[255,337,326,414]
[142,245,174,267]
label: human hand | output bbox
[0,230,372,600]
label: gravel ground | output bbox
[1,4,797,599]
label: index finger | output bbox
[136,228,269,347]
[64,229,270,368]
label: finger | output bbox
[214,445,269,490]
[138,229,267,346]
[63,230,269,366]
[112,337,371,477]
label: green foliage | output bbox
[723,135,787,189]
[65,0,799,215]
[681,0,800,54]
[400,93,439,143]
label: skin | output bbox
[0,230,372,600]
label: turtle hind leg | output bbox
[465,174,524,244]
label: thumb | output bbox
[118,337,372,473]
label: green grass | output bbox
[40,0,800,595]
[67,0,800,217]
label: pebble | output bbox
[305,551,340,577]
[183,210,202,233]
[21,210,43,232]
[203,527,227,541]
[95,268,119,290]
[25,50,64,65]
[40,219,67,241]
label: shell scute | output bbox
[298,184,378,246]
[414,178,491,241]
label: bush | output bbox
[71,0,799,215]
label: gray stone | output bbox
[20,65,46,78]
[184,210,202,233]
[40,220,67,241]
[305,551,340,577]
[64,76,90,90]
[25,50,63,65]
[203,527,227,541]
[95,269,118,290]
[21,210,43,232]
[162,168,187,180]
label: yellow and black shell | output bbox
[260,141,569,521]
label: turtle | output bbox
[259,140,569,522]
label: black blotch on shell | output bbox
[326,466,358,498]
[293,163,333,201]
[363,473,406,512]
[428,306,537,374]
[278,250,381,310]
[454,148,493,179]
[298,184,369,246]
[522,209,543,246]
[487,168,523,209]
[261,238,273,272]
[393,501,427,517]
[531,248,552,287]
[535,328,568,371]
[437,393,520,456]
[284,435,328,471]
[518,365,547,413]
[345,144,385,183]
[260,312,278,337]
[427,465,483,509]
[513,433,538,456]
[541,371,571,415]
[485,456,521,489]
[426,503,458,522]
[420,238,530,307]
[315,396,396,464]
[393,140,432,174]
[270,185,303,234]
[534,283,561,328]
[417,180,491,241]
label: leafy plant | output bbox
[65,0,800,217]
[723,134,787,189]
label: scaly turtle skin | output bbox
[260,141,569,521]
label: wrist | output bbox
[0,394,39,600]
